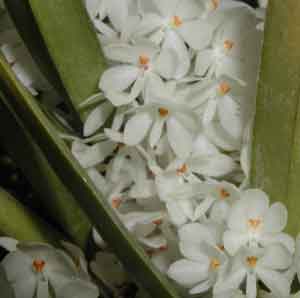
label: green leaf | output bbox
[28,0,106,128]
[0,90,92,251]
[0,55,180,298]
[3,0,65,96]
[0,187,61,244]
[251,1,300,236]
[4,0,107,132]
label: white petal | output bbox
[179,241,210,264]
[163,30,190,79]
[166,201,188,226]
[242,189,269,219]
[217,95,243,139]
[167,117,193,159]
[216,56,246,84]
[72,141,115,168]
[167,259,209,287]
[37,280,49,298]
[190,279,211,295]
[192,134,219,155]
[194,197,216,220]
[204,120,241,151]
[256,268,290,298]
[177,20,214,50]
[259,244,292,270]
[149,118,165,148]
[223,231,248,256]
[134,13,163,37]
[188,153,236,177]
[175,0,203,19]
[139,235,167,249]
[105,90,135,106]
[262,203,287,233]
[152,0,179,16]
[99,65,139,92]
[203,99,218,126]
[124,112,153,145]
[261,233,296,255]
[154,47,178,80]
[2,251,32,282]
[246,273,257,298]
[122,211,163,232]
[227,199,248,232]
[106,0,128,32]
[210,201,231,223]
[0,237,18,252]
[195,49,214,76]
[85,0,101,19]
[83,102,114,136]
[13,277,37,298]
[214,268,246,294]
[178,223,216,245]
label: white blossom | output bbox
[224,189,294,256]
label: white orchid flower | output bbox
[83,101,115,137]
[190,77,246,140]
[192,181,240,222]
[168,222,228,295]
[214,245,292,298]
[195,8,261,83]
[224,189,295,256]
[135,0,218,49]
[122,76,199,159]
[100,42,182,106]
[71,139,115,169]
[166,133,237,179]
[1,243,78,298]
[86,0,140,46]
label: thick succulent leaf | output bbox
[4,0,107,132]
[251,1,300,236]
[0,91,92,250]
[0,187,60,244]
[0,56,180,298]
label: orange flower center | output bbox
[217,245,225,251]
[111,197,122,209]
[211,0,220,10]
[218,82,231,95]
[172,16,183,28]
[210,258,221,270]
[33,259,46,273]
[158,108,169,117]
[153,219,163,226]
[176,164,188,175]
[159,245,168,252]
[219,188,230,199]
[139,55,150,70]
[248,218,262,230]
[246,256,258,268]
[224,40,235,51]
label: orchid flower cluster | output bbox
[2,1,300,298]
